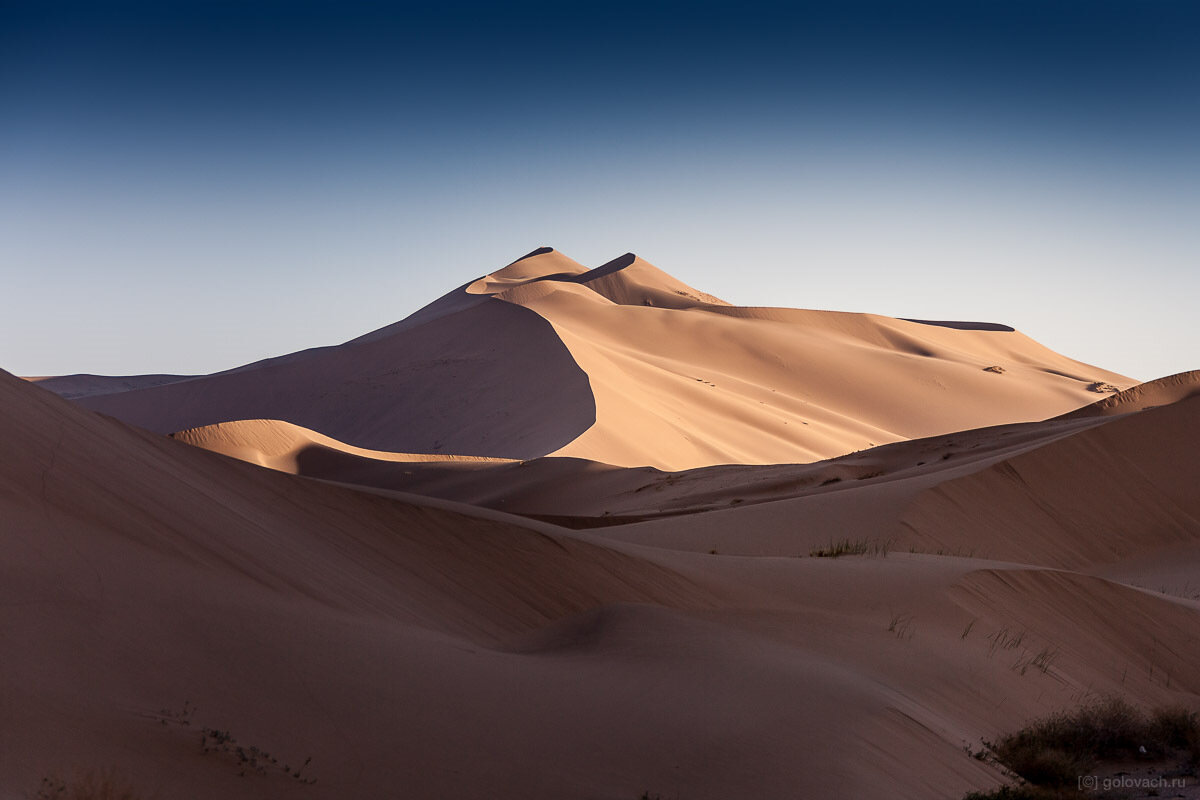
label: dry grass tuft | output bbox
[33,768,145,800]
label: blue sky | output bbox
[3,0,1197,381]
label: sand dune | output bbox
[1055,368,1200,419]
[899,391,1200,568]
[24,372,194,399]
[48,248,1131,469]
[171,417,515,472]
[5,360,1200,799]
[75,285,597,459]
[9,248,1199,800]
[178,382,1200,575]
[470,249,1135,468]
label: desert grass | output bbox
[966,697,1200,797]
[33,769,145,800]
[809,538,891,558]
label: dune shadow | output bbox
[901,318,1015,332]
[80,298,598,460]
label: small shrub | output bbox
[32,769,144,800]
[1152,707,1200,762]
[962,787,1055,800]
[810,538,868,557]
[887,611,915,640]
[979,698,1200,791]
[810,538,890,558]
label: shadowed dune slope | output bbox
[176,379,1200,576]
[588,390,1200,573]
[74,292,596,459]
[899,392,1200,568]
[0,368,740,799]
[0,368,708,641]
[25,372,195,399]
[6,370,1200,800]
[172,413,1106,521]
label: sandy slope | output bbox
[590,378,1200,569]
[177,384,1200,578]
[5,368,1200,800]
[75,284,597,459]
[50,248,1131,468]
[483,251,1133,468]
[24,372,194,399]
[170,417,515,472]
[174,374,1200,576]
[1056,368,1200,419]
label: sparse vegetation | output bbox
[887,610,915,639]
[962,787,1053,800]
[32,769,144,800]
[1012,647,1059,676]
[987,626,1026,657]
[143,702,317,785]
[809,538,891,558]
[200,727,316,783]
[966,698,1200,797]
[908,544,978,557]
[152,700,195,727]
[810,538,868,557]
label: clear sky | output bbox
[3,0,1197,381]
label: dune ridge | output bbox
[50,248,1134,470]
[1054,369,1200,419]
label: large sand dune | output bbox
[51,248,1131,468]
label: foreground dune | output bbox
[5,360,1200,799]
[50,248,1132,468]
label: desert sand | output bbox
[7,250,1199,800]
[72,248,1132,468]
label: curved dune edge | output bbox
[176,383,1200,565]
[1053,369,1200,420]
[172,418,517,473]
[75,292,598,460]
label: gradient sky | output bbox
[3,0,1198,381]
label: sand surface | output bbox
[50,249,1133,468]
[8,253,1199,800]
